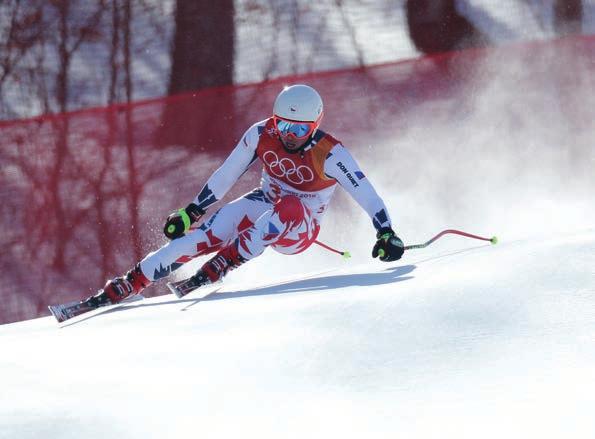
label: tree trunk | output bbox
[406,0,488,55]
[158,0,236,148]
[51,0,72,271]
[168,0,235,94]
[554,0,583,36]
[123,0,143,263]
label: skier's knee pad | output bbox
[272,221,320,255]
[273,195,306,227]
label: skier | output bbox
[87,84,405,305]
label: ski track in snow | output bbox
[1,229,594,439]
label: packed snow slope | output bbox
[1,228,594,439]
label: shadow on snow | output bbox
[59,264,415,326]
[203,264,416,302]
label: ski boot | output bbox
[86,263,151,307]
[49,263,151,323]
[168,243,247,298]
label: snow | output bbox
[1,228,594,439]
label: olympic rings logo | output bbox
[262,150,314,185]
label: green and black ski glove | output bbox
[372,227,405,262]
[163,203,205,240]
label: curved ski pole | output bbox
[314,229,497,257]
[404,229,498,250]
[314,240,351,259]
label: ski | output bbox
[167,277,202,299]
[48,294,143,324]
[48,300,96,323]
[167,271,212,299]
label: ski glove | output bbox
[372,227,405,262]
[163,203,205,240]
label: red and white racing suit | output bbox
[141,118,393,281]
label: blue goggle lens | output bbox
[276,119,312,138]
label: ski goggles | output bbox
[273,116,320,139]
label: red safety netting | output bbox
[1,36,594,324]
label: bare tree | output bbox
[44,0,106,273]
[0,0,44,118]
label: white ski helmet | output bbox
[273,84,323,123]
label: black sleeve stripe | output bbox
[196,184,218,209]
[372,209,389,230]
[313,129,326,143]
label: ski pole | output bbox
[314,240,351,259]
[315,229,497,258]
[404,229,498,250]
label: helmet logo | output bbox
[290,106,297,112]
